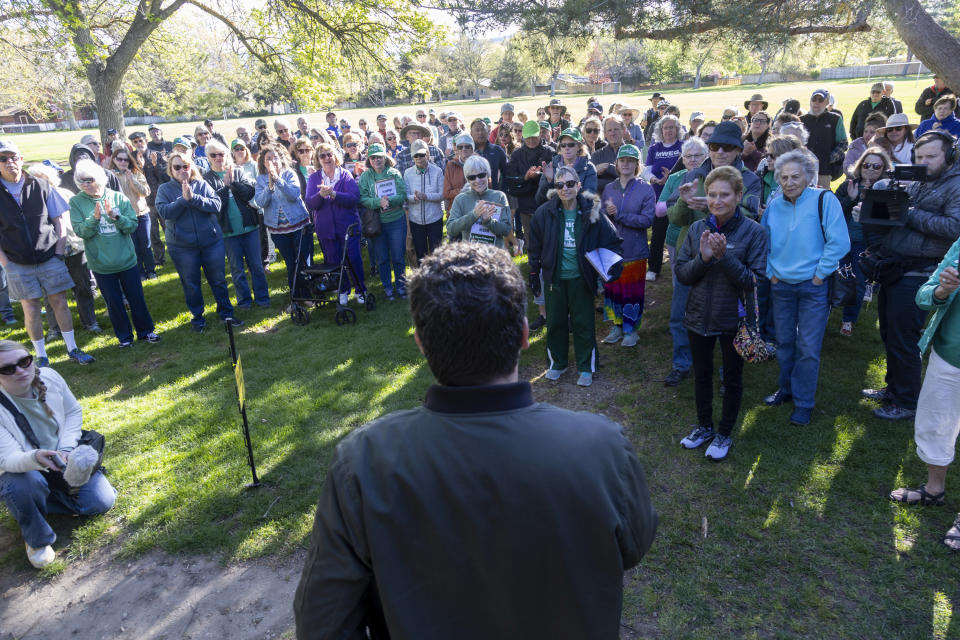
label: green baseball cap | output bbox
[617,144,641,160]
[538,121,551,130]
[521,120,541,139]
[172,137,191,149]
[230,139,246,150]
[367,143,387,157]
[558,128,582,143]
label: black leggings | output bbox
[688,331,745,436]
[647,216,669,274]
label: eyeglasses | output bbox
[752,119,769,124]
[0,354,33,376]
[862,162,883,170]
[709,143,739,153]
[456,145,472,150]
[466,172,487,181]
[297,148,312,154]
[0,154,20,163]
[318,153,333,160]
[172,164,189,171]
[208,152,224,158]
[584,128,600,134]
[556,180,578,189]
[77,178,96,185]
[871,91,882,95]
[345,143,358,148]
[683,153,705,160]
[559,142,578,149]
[197,133,209,138]
[413,153,427,159]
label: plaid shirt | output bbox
[396,144,445,176]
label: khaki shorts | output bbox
[5,256,74,302]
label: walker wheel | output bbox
[291,304,310,326]
[335,309,357,326]
[365,294,376,311]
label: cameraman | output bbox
[861,131,960,420]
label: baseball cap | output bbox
[0,140,20,155]
[172,137,191,149]
[230,139,246,150]
[454,133,474,148]
[376,114,387,121]
[690,111,705,122]
[128,131,146,141]
[80,134,98,146]
[617,144,641,160]
[410,139,429,156]
[811,88,829,100]
[106,128,118,135]
[501,103,515,114]
[148,123,161,131]
[366,143,387,157]
[522,120,541,139]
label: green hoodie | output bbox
[69,189,139,274]
[358,166,407,224]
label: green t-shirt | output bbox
[559,208,580,279]
[10,391,59,450]
[933,297,960,369]
[215,171,254,238]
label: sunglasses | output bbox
[887,126,905,132]
[208,152,225,158]
[345,143,358,148]
[559,142,579,149]
[257,125,267,130]
[556,180,578,189]
[862,162,884,170]
[114,156,129,162]
[318,153,333,160]
[172,164,189,171]
[77,178,96,185]
[309,135,321,141]
[466,172,487,181]
[297,148,312,154]
[277,128,289,134]
[0,354,33,376]
[0,154,19,163]
[417,114,427,118]
[709,143,739,153]
[413,153,427,159]
[584,128,600,134]
[457,145,472,150]
[233,147,245,152]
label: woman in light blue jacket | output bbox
[403,139,445,263]
[254,144,314,303]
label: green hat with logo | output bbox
[558,128,583,143]
[172,137,191,149]
[367,143,387,157]
[538,120,551,130]
[521,120,541,139]
[617,144,641,160]
[230,139,246,150]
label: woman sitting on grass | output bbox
[0,339,116,569]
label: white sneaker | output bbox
[545,368,565,381]
[680,425,715,449]
[356,292,366,304]
[621,331,639,347]
[645,271,657,282]
[704,434,732,461]
[26,543,55,568]
[339,293,349,306]
[602,326,623,344]
[577,372,593,387]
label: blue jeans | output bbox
[93,266,155,343]
[841,241,868,324]
[771,279,831,409]
[270,227,314,299]
[0,470,116,548]
[374,216,407,294]
[167,240,234,328]
[669,269,692,372]
[133,215,156,277]
[224,229,270,307]
[0,263,16,321]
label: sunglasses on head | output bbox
[862,162,883,170]
[584,128,600,134]
[208,152,224,158]
[0,354,33,376]
[559,142,578,149]
[466,172,487,181]
[709,143,739,153]
[556,180,578,189]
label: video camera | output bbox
[860,164,929,226]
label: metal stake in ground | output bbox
[225,320,261,488]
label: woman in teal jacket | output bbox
[890,237,960,550]
[446,155,512,248]
[358,144,408,299]
[69,159,159,347]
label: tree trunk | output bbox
[885,0,960,91]
[87,67,125,144]
[550,74,557,97]
[62,95,79,131]
[758,58,769,85]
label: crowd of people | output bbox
[2,74,960,570]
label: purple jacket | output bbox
[305,169,361,241]
[601,177,657,261]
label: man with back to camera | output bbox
[294,242,658,640]
[858,130,960,420]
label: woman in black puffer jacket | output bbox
[674,166,768,462]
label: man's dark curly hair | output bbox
[408,243,526,386]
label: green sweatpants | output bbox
[545,277,597,374]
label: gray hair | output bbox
[883,80,895,92]
[205,139,227,157]
[779,122,809,145]
[774,149,818,185]
[461,155,492,193]
[74,158,108,188]
[26,163,60,187]
[555,165,579,183]
[653,115,681,143]
[681,136,708,157]
[274,118,291,132]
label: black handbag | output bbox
[0,392,104,495]
[361,207,382,238]
[816,191,857,307]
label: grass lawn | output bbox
[0,238,957,638]
[7,75,936,166]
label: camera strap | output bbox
[0,391,41,450]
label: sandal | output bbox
[889,484,946,506]
[944,515,960,551]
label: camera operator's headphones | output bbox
[915,129,958,165]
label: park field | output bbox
[2,75,958,638]
[6,75,937,166]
